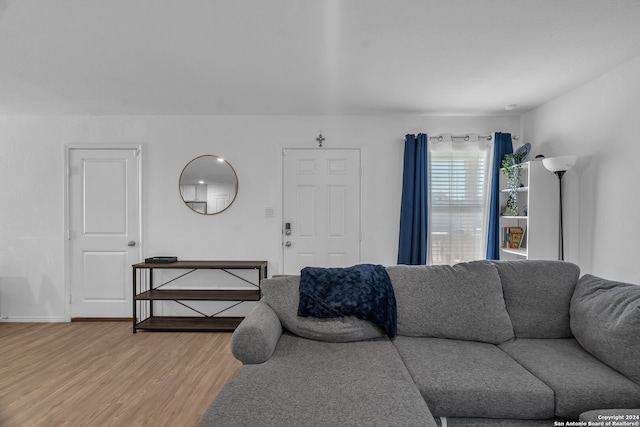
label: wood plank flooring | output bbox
[0,322,241,427]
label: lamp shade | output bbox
[542,155,577,173]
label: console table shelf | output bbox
[135,289,260,301]
[132,260,267,333]
[135,316,246,332]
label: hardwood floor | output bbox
[0,322,241,427]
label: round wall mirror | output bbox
[179,155,238,215]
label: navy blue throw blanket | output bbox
[297,264,397,338]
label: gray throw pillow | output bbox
[260,275,385,342]
[387,261,514,344]
[570,274,640,384]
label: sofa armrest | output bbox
[570,274,640,385]
[231,301,283,364]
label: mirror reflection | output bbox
[179,155,238,215]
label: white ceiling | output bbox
[1,0,640,116]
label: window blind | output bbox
[429,151,487,264]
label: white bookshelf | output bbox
[499,160,559,260]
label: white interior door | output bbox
[68,147,141,318]
[282,148,361,275]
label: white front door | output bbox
[282,148,361,275]
[68,147,141,318]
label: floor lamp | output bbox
[542,155,577,261]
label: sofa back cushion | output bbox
[493,260,580,338]
[260,275,385,342]
[387,261,514,344]
[571,274,640,385]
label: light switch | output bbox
[264,207,275,218]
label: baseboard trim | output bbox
[0,317,65,323]
[71,317,132,322]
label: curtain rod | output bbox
[428,134,520,142]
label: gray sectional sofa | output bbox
[200,260,640,427]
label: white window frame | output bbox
[427,135,493,265]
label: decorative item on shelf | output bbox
[501,143,531,216]
[514,143,531,163]
[542,155,578,261]
[502,154,522,216]
[509,228,524,248]
[502,226,525,249]
[145,256,178,264]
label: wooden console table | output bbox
[132,260,268,333]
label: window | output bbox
[428,140,492,264]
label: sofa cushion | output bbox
[492,260,580,338]
[260,275,385,342]
[393,336,554,419]
[200,334,437,427]
[499,338,640,420]
[570,274,640,385]
[387,261,514,344]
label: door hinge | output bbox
[69,294,72,304]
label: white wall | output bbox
[0,114,518,320]
[521,55,640,284]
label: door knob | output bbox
[128,241,136,247]
[285,241,292,247]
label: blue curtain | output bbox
[398,134,428,265]
[486,132,513,260]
